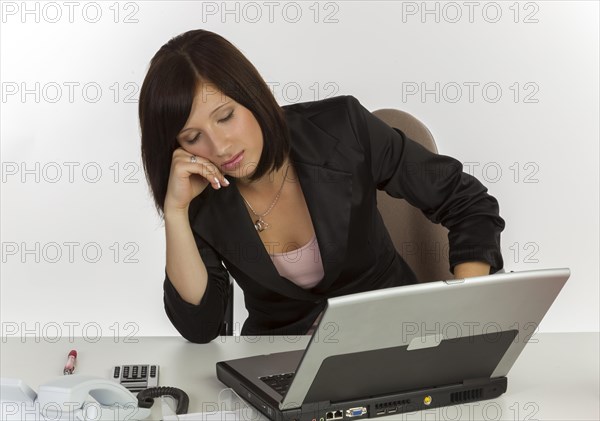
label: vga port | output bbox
[345,407,367,417]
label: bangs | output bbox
[142,54,200,150]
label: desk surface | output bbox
[1,333,598,420]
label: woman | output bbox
[139,29,505,343]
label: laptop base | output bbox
[221,373,507,421]
[290,377,507,421]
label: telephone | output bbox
[1,375,152,420]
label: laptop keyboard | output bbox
[259,372,295,396]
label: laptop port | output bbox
[345,407,367,417]
[387,408,397,414]
[326,411,343,420]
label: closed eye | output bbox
[186,111,235,145]
[220,111,234,123]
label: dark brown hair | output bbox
[139,29,290,216]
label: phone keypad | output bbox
[112,364,159,392]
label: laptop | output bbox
[216,268,570,421]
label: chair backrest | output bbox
[372,109,453,283]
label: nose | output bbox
[212,134,232,157]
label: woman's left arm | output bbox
[453,261,491,278]
[345,95,506,276]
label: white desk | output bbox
[1,333,598,420]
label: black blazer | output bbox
[163,95,505,343]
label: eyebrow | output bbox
[178,101,231,136]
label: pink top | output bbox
[269,234,324,290]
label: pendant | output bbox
[254,218,269,232]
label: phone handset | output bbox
[1,375,152,420]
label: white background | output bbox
[1,1,598,339]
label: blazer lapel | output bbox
[189,106,353,301]
[286,105,354,292]
[292,161,353,292]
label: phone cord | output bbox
[137,386,189,415]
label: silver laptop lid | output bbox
[280,268,570,409]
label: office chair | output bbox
[220,108,454,335]
[372,108,453,283]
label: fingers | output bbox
[196,160,230,190]
[173,149,230,190]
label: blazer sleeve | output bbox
[345,95,505,274]
[163,228,230,344]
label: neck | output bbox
[237,159,293,195]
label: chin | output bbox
[239,157,259,179]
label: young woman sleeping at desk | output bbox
[138,29,505,343]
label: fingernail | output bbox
[214,177,221,189]
[223,177,230,186]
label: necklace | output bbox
[242,165,290,232]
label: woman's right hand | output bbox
[164,147,230,214]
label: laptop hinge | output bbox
[462,376,493,386]
[300,401,331,414]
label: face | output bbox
[176,83,264,180]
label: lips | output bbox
[221,151,244,170]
